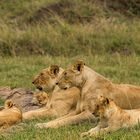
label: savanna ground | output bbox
[0,0,140,139]
[0,55,140,140]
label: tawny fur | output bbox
[31,91,49,106]
[81,96,140,137]
[23,65,80,120]
[0,100,22,129]
[35,60,140,129]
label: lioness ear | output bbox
[106,98,109,104]
[74,60,85,72]
[102,97,109,105]
[50,65,59,76]
[103,98,109,105]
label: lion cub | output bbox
[0,100,22,129]
[31,91,49,107]
[81,96,140,137]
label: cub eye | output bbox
[96,105,99,108]
[64,72,67,76]
[40,73,44,76]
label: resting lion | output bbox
[31,91,49,107]
[81,96,140,137]
[0,100,22,129]
[36,60,140,128]
[23,65,80,120]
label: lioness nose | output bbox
[37,86,43,91]
[56,82,58,85]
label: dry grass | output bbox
[0,0,139,56]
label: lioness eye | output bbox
[64,72,67,76]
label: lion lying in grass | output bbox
[31,91,49,107]
[23,65,80,120]
[36,60,140,129]
[0,100,22,129]
[81,96,140,137]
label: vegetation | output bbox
[0,0,140,139]
[0,55,140,139]
[0,0,139,56]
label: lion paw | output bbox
[80,132,90,137]
[35,123,47,129]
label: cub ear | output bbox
[42,92,48,97]
[103,98,109,105]
[50,65,60,76]
[73,60,85,72]
[5,100,14,109]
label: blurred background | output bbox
[0,0,139,57]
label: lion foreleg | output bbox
[46,110,77,122]
[87,125,119,137]
[81,125,101,137]
[36,111,94,128]
[23,108,57,120]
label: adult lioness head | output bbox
[32,65,64,92]
[57,60,85,89]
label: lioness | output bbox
[23,65,80,120]
[31,91,49,107]
[0,100,22,129]
[81,96,140,137]
[36,60,140,128]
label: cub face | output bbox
[32,92,48,106]
[92,96,110,118]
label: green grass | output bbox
[0,98,4,106]
[0,0,140,139]
[0,55,140,139]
